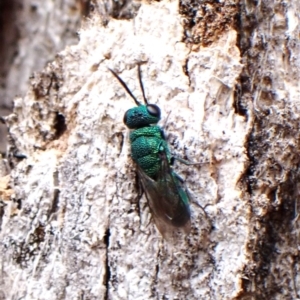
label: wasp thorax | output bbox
[123,104,161,129]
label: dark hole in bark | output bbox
[54,112,67,139]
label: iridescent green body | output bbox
[130,122,191,232]
[109,66,191,238]
[130,125,170,179]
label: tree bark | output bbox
[0,0,85,152]
[0,0,299,299]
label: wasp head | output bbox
[124,104,161,129]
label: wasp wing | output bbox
[136,150,191,240]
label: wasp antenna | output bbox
[137,64,149,105]
[108,68,141,106]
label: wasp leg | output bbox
[172,170,184,183]
[172,156,208,166]
[135,171,154,236]
[161,111,171,130]
[135,171,144,199]
[172,171,210,221]
[187,189,209,220]
[133,172,144,223]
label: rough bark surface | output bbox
[238,1,300,299]
[0,0,299,299]
[0,0,85,152]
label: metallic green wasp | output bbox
[109,64,191,239]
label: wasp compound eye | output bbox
[147,104,161,118]
[123,110,130,125]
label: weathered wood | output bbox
[0,0,299,299]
